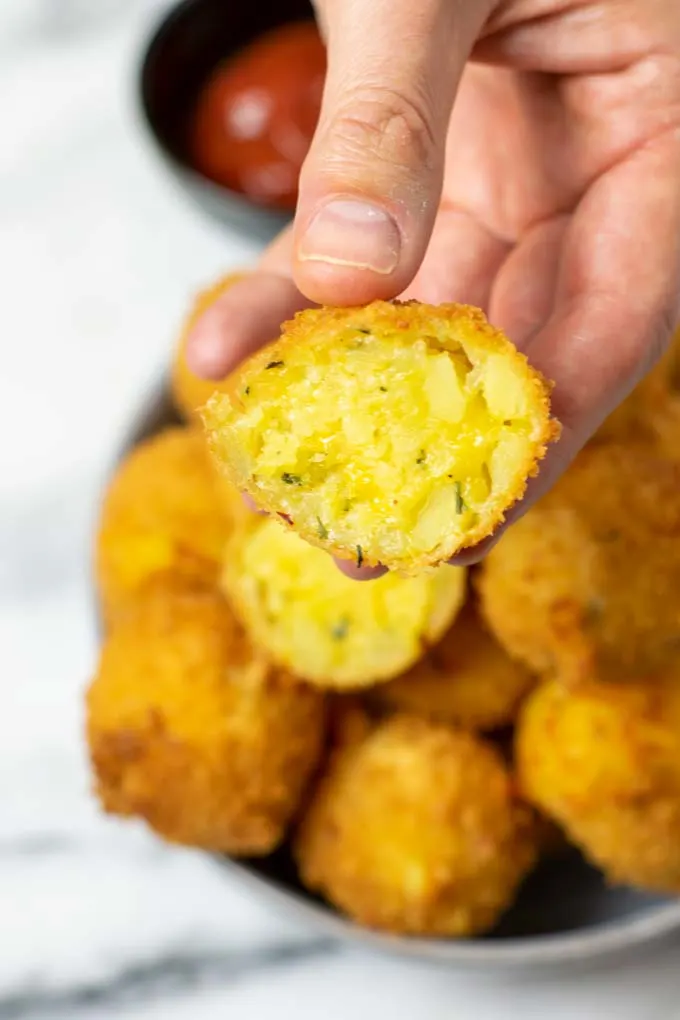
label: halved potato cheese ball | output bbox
[478,441,680,684]
[517,675,680,893]
[374,602,535,731]
[295,714,538,936]
[204,301,558,574]
[221,515,466,689]
[87,587,327,855]
[96,428,242,628]
[171,272,247,422]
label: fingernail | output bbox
[299,199,400,274]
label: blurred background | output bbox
[3,2,680,1018]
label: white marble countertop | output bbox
[3,3,680,1017]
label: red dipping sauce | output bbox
[189,21,326,211]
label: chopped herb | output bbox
[454,482,465,515]
[266,360,284,369]
[379,386,388,393]
[416,449,427,465]
[281,472,302,485]
[316,516,328,539]
[356,328,370,335]
[356,545,364,568]
[343,499,352,513]
[331,617,350,641]
[244,386,251,396]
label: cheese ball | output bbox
[204,301,558,574]
[171,272,247,422]
[87,587,326,855]
[221,515,466,689]
[517,675,680,893]
[96,428,239,628]
[374,602,535,731]
[295,714,538,936]
[478,441,680,684]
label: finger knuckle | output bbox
[327,85,438,178]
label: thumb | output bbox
[292,0,493,305]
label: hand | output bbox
[188,0,680,573]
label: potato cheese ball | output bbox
[517,676,680,893]
[221,514,467,689]
[374,602,535,731]
[87,587,326,855]
[295,714,539,936]
[478,441,680,684]
[204,301,558,573]
[171,272,246,422]
[96,428,238,628]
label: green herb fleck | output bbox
[266,360,284,369]
[331,617,350,641]
[454,482,465,515]
[281,472,302,485]
[316,517,328,539]
[244,386,251,396]
[416,449,427,465]
[379,386,388,393]
[356,545,364,568]
[343,499,352,513]
[356,328,370,335]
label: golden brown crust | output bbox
[517,675,680,893]
[295,714,538,936]
[478,440,680,684]
[373,602,536,731]
[171,272,248,422]
[204,300,559,574]
[95,427,237,629]
[87,587,327,855]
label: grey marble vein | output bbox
[0,940,338,1020]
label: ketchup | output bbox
[189,21,325,211]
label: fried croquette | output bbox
[96,428,239,628]
[204,301,558,574]
[171,272,247,422]
[517,675,680,893]
[295,714,538,936]
[374,603,535,731]
[478,441,680,684]
[87,587,326,854]
[221,515,466,689]
[594,327,680,450]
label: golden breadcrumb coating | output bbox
[594,327,680,450]
[374,602,535,731]
[221,515,466,689]
[478,441,680,684]
[95,428,239,629]
[517,675,680,893]
[204,301,558,574]
[171,272,247,422]
[87,587,326,855]
[295,714,538,936]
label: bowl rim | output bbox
[109,381,680,968]
[135,0,299,225]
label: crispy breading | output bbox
[373,602,535,730]
[204,301,558,574]
[171,272,247,422]
[295,714,538,936]
[87,587,326,855]
[220,515,466,689]
[517,675,680,892]
[478,441,680,684]
[95,427,240,628]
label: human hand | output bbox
[187,0,680,573]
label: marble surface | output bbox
[2,3,680,1017]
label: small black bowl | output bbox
[138,0,314,243]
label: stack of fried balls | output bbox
[88,272,680,939]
